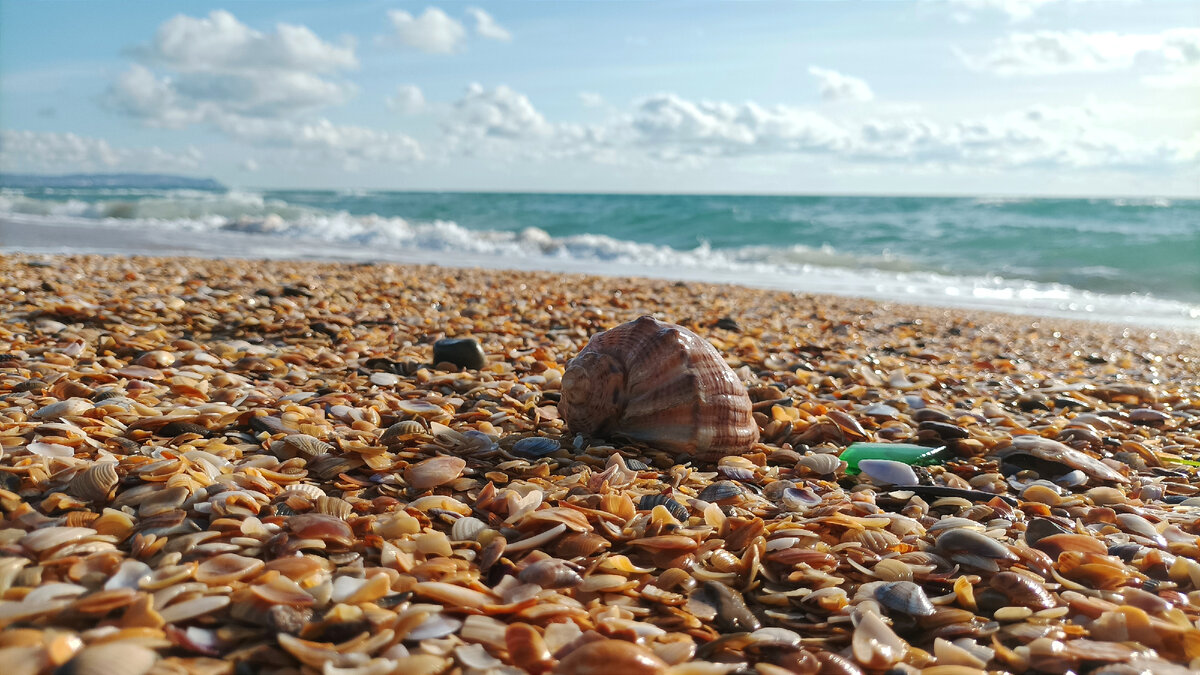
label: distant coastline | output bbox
[0,172,225,191]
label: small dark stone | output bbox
[1083,353,1107,364]
[281,285,314,298]
[917,420,969,440]
[432,338,487,370]
[714,317,741,332]
[159,421,211,438]
[703,580,761,632]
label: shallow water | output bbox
[3,188,1197,328]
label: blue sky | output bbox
[1,1,1197,195]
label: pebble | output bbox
[432,337,487,369]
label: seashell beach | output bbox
[2,252,1199,675]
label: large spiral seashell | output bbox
[559,315,758,460]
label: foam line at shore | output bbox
[3,213,1198,330]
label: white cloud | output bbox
[385,8,466,54]
[134,9,357,73]
[102,11,421,169]
[961,28,1200,76]
[214,117,423,167]
[579,92,605,108]
[106,10,358,124]
[388,85,426,114]
[629,94,849,159]
[466,8,512,42]
[447,83,553,141]
[434,84,1195,173]
[808,67,875,102]
[441,84,617,162]
[0,130,203,173]
[240,158,260,172]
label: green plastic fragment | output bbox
[1158,454,1200,467]
[839,442,947,474]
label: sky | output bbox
[1,1,1197,196]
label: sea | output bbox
[1,187,1197,329]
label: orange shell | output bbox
[559,316,758,460]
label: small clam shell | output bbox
[511,437,561,459]
[69,461,119,503]
[851,609,908,669]
[379,419,427,445]
[451,516,489,542]
[405,455,467,490]
[990,571,1056,610]
[873,558,914,582]
[195,553,265,585]
[57,643,157,675]
[858,459,919,487]
[159,594,231,623]
[315,496,354,519]
[280,434,333,459]
[1115,513,1163,543]
[507,623,553,675]
[33,398,94,420]
[780,486,822,511]
[795,453,842,476]
[937,529,1016,560]
[413,581,495,609]
[638,494,688,521]
[103,559,152,591]
[518,559,584,589]
[553,639,668,675]
[874,581,934,616]
[698,480,743,503]
[1023,518,1071,547]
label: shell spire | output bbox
[559,315,759,460]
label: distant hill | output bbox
[0,173,226,190]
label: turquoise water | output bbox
[2,187,1197,325]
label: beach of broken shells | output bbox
[1,253,1199,675]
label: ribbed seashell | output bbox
[379,419,427,445]
[990,571,1056,610]
[558,316,759,459]
[451,516,489,542]
[795,453,842,476]
[315,496,353,519]
[874,581,934,616]
[276,433,333,459]
[68,461,119,503]
[698,480,744,503]
[282,483,327,500]
[638,494,689,521]
[511,436,561,459]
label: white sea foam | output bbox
[1,201,1197,329]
